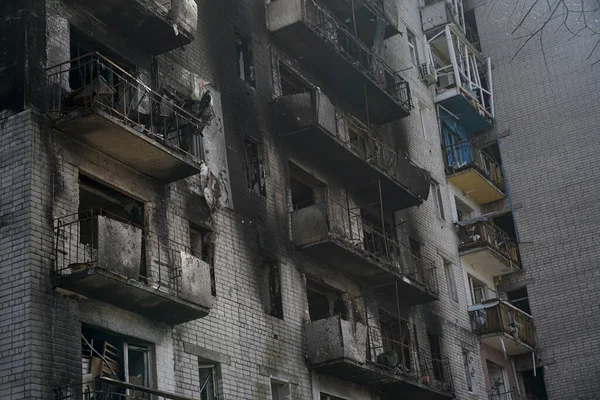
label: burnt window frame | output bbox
[244,136,267,197]
[235,30,255,87]
[190,223,217,297]
[263,259,284,319]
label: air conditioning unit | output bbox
[420,63,436,85]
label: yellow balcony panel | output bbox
[448,168,505,205]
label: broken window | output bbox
[289,163,325,210]
[263,260,283,319]
[199,362,218,400]
[190,224,216,296]
[235,31,255,87]
[270,379,291,400]
[244,137,266,196]
[427,332,445,382]
[279,63,310,96]
[378,311,412,371]
[306,279,347,322]
[81,326,152,394]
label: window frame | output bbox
[431,182,445,220]
[443,260,459,303]
[244,136,266,197]
[235,30,255,87]
[462,349,475,393]
[270,378,291,400]
[407,30,420,66]
[199,363,218,400]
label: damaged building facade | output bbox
[0,0,554,399]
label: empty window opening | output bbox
[468,275,487,305]
[81,326,152,392]
[270,379,291,400]
[431,182,445,220]
[279,63,311,96]
[190,224,216,296]
[407,30,419,66]
[245,137,266,196]
[522,368,548,400]
[427,332,445,382]
[236,31,255,87]
[455,197,472,222]
[289,163,325,210]
[506,287,531,315]
[306,279,347,322]
[444,261,459,303]
[199,362,218,400]
[263,260,283,319]
[377,311,412,370]
[320,394,346,400]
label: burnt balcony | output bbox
[421,0,464,37]
[55,376,199,400]
[443,140,505,204]
[52,209,213,325]
[469,299,535,355]
[267,0,412,124]
[72,0,197,55]
[47,52,208,183]
[458,219,520,276]
[306,315,454,398]
[272,89,430,211]
[291,198,438,305]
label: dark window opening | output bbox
[377,311,412,370]
[409,237,423,273]
[492,214,517,240]
[289,163,325,210]
[320,393,345,400]
[199,362,218,400]
[190,224,216,296]
[81,326,151,394]
[464,9,481,52]
[361,211,395,260]
[455,198,472,222]
[427,332,445,382]
[264,260,283,319]
[244,137,266,196]
[522,368,548,400]
[506,287,531,315]
[306,279,347,322]
[279,63,311,96]
[235,31,255,87]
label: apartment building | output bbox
[0,0,545,399]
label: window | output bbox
[306,279,347,322]
[408,237,423,274]
[427,332,445,382]
[279,63,310,96]
[407,30,419,66]
[190,225,216,296]
[264,260,283,319]
[289,163,325,210]
[245,137,266,196]
[431,182,445,220]
[444,261,458,303]
[235,31,255,87]
[468,275,487,305]
[199,363,218,400]
[507,287,531,315]
[454,197,472,222]
[378,311,412,370]
[270,379,291,400]
[321,394,345,400]
[419,106,431,142]
[462,350,475,392]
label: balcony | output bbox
[272,89,430,211]
[72,0,197,55]
[458,220,520,276]
[52,209,213,325]
[55,376,199,400]
[426,24,493,134]
[291,198,438,305]
[306,315,454,398]
[469,299,535,355]
[267,0,412,124]
[317,0,400,39]
[421,0,464,37]
[489,387,537,400]
[443,140,505,204]
[47,52,207,183]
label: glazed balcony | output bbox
[72,0,197,55]
[469,299,535,355]
[458,220,520,276]
[55,376,199,400]
[53,209,213,325]
[306,315,454,398]
[272,89,430,211]
[47,52,206,182]
[291,197,438,305]
[426,24,493,134]
[443,140,505,204]
[421,0,465,37]
[267,0,412,124]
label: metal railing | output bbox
[55,376,199,400]
[53,208,202,299]
[323,196,438,294]
[469,300,535,348]
[442,140,505,192]
[46,52,207,159]
[458,220,520,268]
[367,324,454,394]
[489,387,537,400]
[304,0,412,110]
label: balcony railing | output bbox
[469,300,535,348]
[458,220,520,268]
[443,140,505,192]
[489,387,537,400]
[55,376,198,400]
[323,196,438,294]
[303,0,412,110]
[47,52,208,161]
[53,209,212,324]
